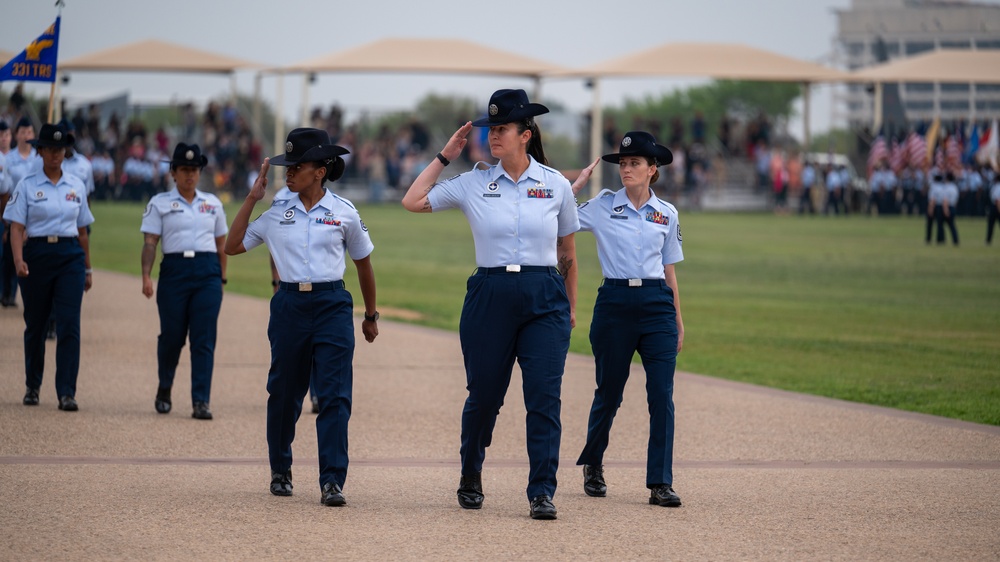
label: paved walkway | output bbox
[1,270,998,560]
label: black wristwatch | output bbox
[364,311,380,322]
[271,280,280,287]
[221,278,228,285]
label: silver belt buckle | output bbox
[299,282,312,292]
[47,235,58,243]
[183,250,196,258]
[506,265,521,273]
[628,278,642,287]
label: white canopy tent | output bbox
[548,42,850,190]
[273,37,569,157]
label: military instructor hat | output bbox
[471,89,549,127]
[29,122,75,148]
[167,142,209,168]
[601,131,673,166]
[269,127,349,166]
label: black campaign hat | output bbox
[167,142,209,168]
[29,123,75,148]
[269,128,349,166]
[601,131,673,166]
[471,89,549,127]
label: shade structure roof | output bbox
[549,42,848,83]
[60,39,259,74]
[849,49,1000,84]
[282,37,566,78]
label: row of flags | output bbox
[868,119,1000,177]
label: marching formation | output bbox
[1,90,686,520]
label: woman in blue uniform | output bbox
[401,89,579,520]
[225,128,378,507]
[3,123,94,411]
[140,143,228,420]
[572,131,686,507]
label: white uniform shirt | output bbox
[990,182,1000,204]
[578,188,683,279]
[3,171,94,236]
[62,152,95,195]
[427,156,579,268]
[244,190,373,283]
[1,148,41,195]
[141,189,228,254]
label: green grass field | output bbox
[88,201,1000,425]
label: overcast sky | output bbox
[2,0,883,138]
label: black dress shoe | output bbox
[191,401,213,420]
[649,484,682,507]
[583,464,607,497]
[311,395,320,414]
[321,482,346,506]
[23,387,40,406]
[529,495,557,520]
[270,470,292,496]
[58,396,78,412]
[456,472,484,509]
[154,386,172,414]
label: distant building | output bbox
[834,0,1000,127]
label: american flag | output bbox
[867,135,888,178]
[890,138,906,173]
[944,135,963,174]
[904,132,927,170]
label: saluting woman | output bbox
[140,143,228,420]
[225,128,379,507]
[572,131,686,507]
[3,123,94,411]
[402,89,579,520]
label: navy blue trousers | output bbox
[18,238,86,397]
[266,285,354,489]
[577,281,678,487]
[156,253,223,404]
[1,222,19,303]
[458,268,571,500]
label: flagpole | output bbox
[47,0,65,123]
[47,81,56,123]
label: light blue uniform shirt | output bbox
[578,188,683,279]
[927,181,946,205]
[3,171,94,236]
[991,182,1000,204]
[63,152,96,195]
[244,189,373,283]
[943,182,959,206]
[427,156,579,268]
[141,189,228,254]
[801,165,816,188]
[1,148,41,195]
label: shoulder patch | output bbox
[677,225,683,242]
[143,203,153,218]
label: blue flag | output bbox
[0,17,61,83]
